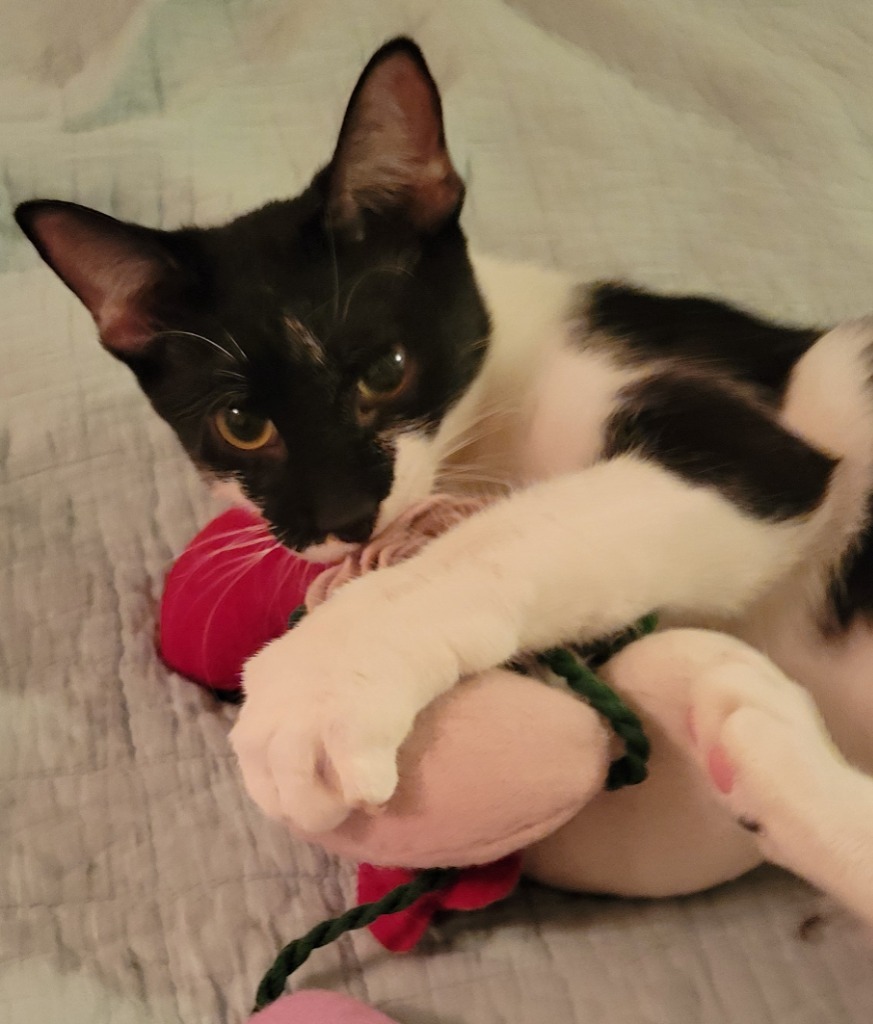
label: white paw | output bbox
[687,648,845,848]
[229,606,435,835]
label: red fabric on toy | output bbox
[357,854,523,952]
[158,498,486,693]
[158,508,325,691]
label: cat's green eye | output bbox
[357,346,409,403]
[214,407,277,451]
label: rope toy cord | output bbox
[254,867,460,1011]
[539,611,657,789]
[251,609,655,1012]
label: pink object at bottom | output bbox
[249,990,400,1023]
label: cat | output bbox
[16,37,873,916]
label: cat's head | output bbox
[15,38,489,559]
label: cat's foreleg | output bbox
[232,454,832,833]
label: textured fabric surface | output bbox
[3,1,873,1022]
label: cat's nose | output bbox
[330,513,376,544]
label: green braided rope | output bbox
[537,646,650,789]
[576,612,660,669]
[253,867,459,1012]
[538,612,656,789]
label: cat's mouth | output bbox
[295,536,364,564]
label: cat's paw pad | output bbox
[687,653,840,834]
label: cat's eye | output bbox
[214,407,277,451]
[357,346,409,403]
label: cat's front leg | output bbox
[232,452,830,835]
[231,561,520,833]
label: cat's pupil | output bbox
[360,347,406,398]
[225,407,265,442]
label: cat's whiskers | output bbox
[171,537,282,591]
[436,397,517,465]
[153,329,241,364]
[164,391,230,422]
[434,467,511,499]
[198,543,287,674]
[431,396,520,500]
[221,327,249,363]
[180,530,274,564]
[214,368,248,385]
[274,550,324,603]
[185,522,267,546]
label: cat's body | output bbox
[445,256,873,763]
[17,38,873,914]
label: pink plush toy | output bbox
[247,990,400,1023]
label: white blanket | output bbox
[3,1,873,1021]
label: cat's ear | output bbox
[327,37,464,237]
[15,200,181,358]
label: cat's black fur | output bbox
[604,372,837,521]
[585,283,822,401]
[14,37,873,629]
[15,40,489,551]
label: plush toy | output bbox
[158,506,326,694]
[161,501,873,1019]
[245,990,400,1024]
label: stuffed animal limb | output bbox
[526,627,873,923]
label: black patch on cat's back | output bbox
[584,283,822,400]
[604,374,836,521]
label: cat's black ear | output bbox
[15,200,181,358]
[327,38,464,237]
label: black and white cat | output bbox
[16,39,873,916]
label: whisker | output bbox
[434,471,511,497]
[184,523,268,547]
[222,327,249,363]
[178,532,275,566]
[153,329,238,363]
[214,368,248,384]
[436,411,515,464]
[198,547,284,676]
[171,541,281,591]
[163,390,241,423]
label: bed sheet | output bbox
[3,1,873,1021]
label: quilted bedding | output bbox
[3,1,873,1021]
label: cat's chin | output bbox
[296,538,360,565]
